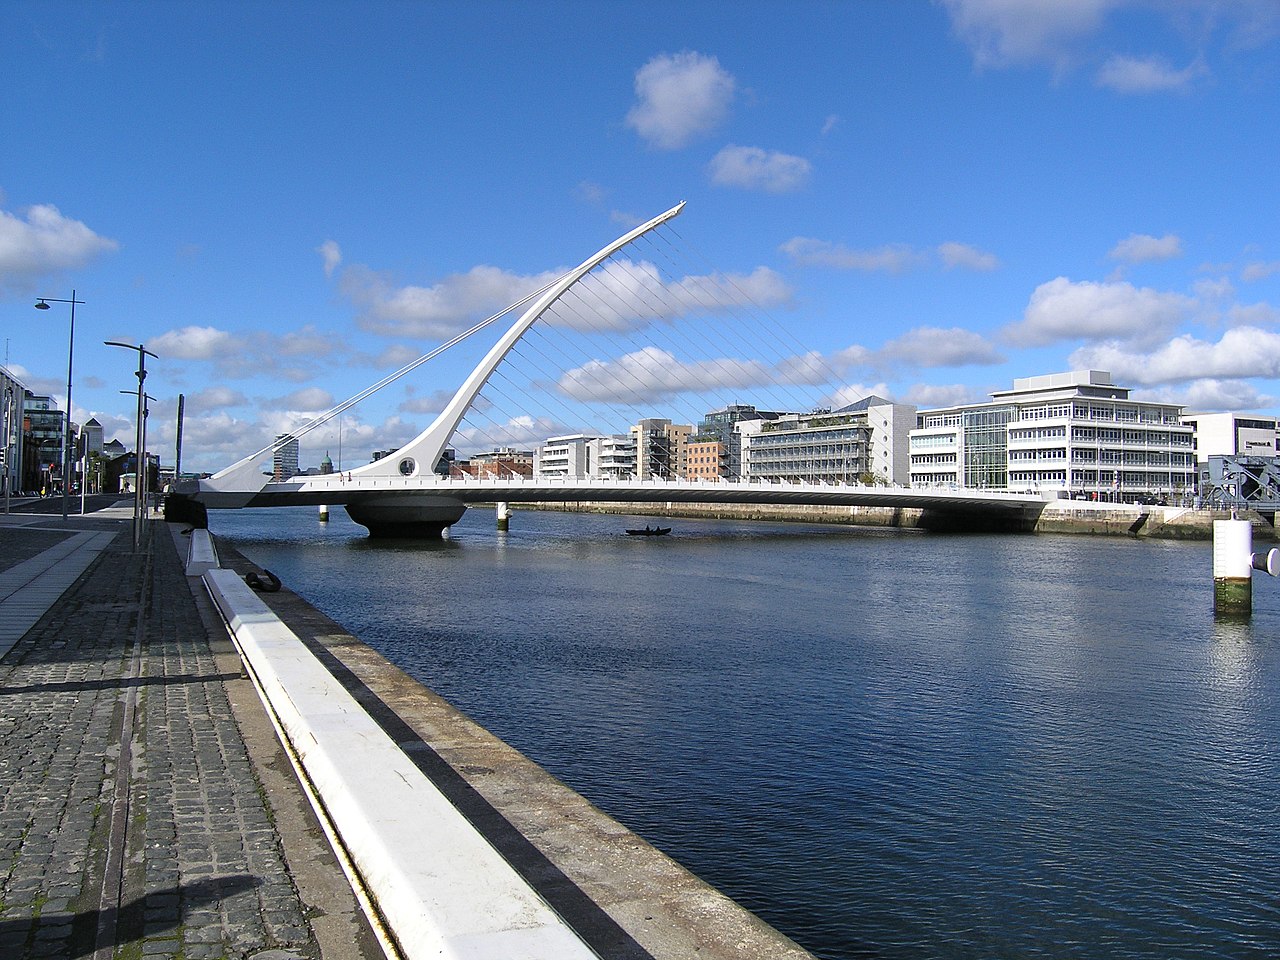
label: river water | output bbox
[210,506,1280,960]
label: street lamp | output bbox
[34,291,83,520]
[105,340,158,549]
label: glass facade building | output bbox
[910,371,1197,500]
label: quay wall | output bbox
[522,500,1277,541]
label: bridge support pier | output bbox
[496,501,511,532]
[345,495,467,538]
[318,504,329,523]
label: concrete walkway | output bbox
[0,510,380,960]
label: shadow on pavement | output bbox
[0,874,263,959]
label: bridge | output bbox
[172,202,1057,535]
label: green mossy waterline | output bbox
[524,501,1277,541]
[1213,576,1253,617]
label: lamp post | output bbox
[34,291,83,520]
[105,340,158,549]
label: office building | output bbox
[1180,412,1278,466]
[272,434,300,481]
[909,370,1196,499]
[22,393,69,494]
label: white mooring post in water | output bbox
[496,501,510,531]
[1213,515,1280,617]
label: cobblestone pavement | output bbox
[0,520,359,960]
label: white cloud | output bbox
[397,388,457,416]
[902,383,980,407]
[345,263,561,339]
[576,181,606,206]
[317,240,342,278]
[1069,326,1280,384]
[375,344,423,369]
[781,237,926,272]
[1109,232,1183,263]
[1227,301,1280,326]
[188,386,248,410]
[821,114,840,136]
[1136,378,1275,412]
[938,0,1115,69]
[1242,260,1280,282]
[775,351,837,387]
[1005,276,1194,346]
[626,51,735,150]
[0,203,118,294]
[544,260,792,332]
[708,145,812,193]
[277,325,337,358]
[338,251,791,341]
[452,415,568,455]
[148,325,242,360]
[877,326,1005,368]
[938,241,1000,271]
[269,387,335,412]
[827,382,893,409]
[1096,54,1203,93]
[1193,276,1235,302]
[558,347,772,404]
[146,323,344,386]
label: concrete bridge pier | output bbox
[345,494,467,538]
[496,501,511,531]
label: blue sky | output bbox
[3,0,1279,474]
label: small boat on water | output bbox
[625,525,671,536]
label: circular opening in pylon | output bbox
[399,457,416,476]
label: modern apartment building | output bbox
[629,418,693,479]
[694,404,788,479]
[533,434,637,479]
[738,396,916,484]
[685,438,727,480]
[909,371,1196,499]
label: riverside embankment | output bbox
[531,498,1277,540]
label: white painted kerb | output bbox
[185,529,219,577]
[203,568,598,960]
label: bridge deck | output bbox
[191,476,1056,514]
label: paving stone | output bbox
[0,524,322,960]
